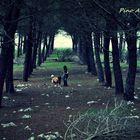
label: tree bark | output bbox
[0,35,3,46]
[139,38,140,56]
[23,20,33,82]
[44,36,49,61]
[23,35,28,54]
[37,32,42,66]
[5,46,15,93]
[0,55,5,107]
[50,33,55,54]
[110,21,124,94]
[17,33,21,57]
[42,35,46,63]
[0,0,22,106]
[119,32,123,62]
[103,30,112,87]
[94,32,104,83]
[85,32,97,75]
[20,35,23,55]
[44,34,53,60]
[100,32,104,53]
[72,34,78,53]
[77,35,87,64]
[32,32,40,68]
[124,20,137,101]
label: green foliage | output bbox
[55,48,74,62]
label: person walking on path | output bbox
[62,65,69,86]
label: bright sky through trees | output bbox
[54,30,72,48]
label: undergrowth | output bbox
[64,100,140,140]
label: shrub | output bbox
[56,49,74,62]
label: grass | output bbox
[14,64,23,72]
[41,53,81,70]
[41,61,78,70]
[120,60,140,69]
[13,60,140,73]
[13,60,79,73]
[13,48,140,73]
[100,53,140,68]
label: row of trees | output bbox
[0,0,60,107]
[59,0,140,101]
[0,0,140,107]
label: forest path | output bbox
[0,62,140,140]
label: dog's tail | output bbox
[51,74,54,78]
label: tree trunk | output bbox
[0,35,3,46]
[85,32,97,75]
[77,35,87,64]
[100,32,104,53]
[5,46,15,93]
[103,30,112,87]
[119,32,123,62]
[44,35,53,60]
[50,33,55,54]
[94,32,104,83]
[0,0,22,106]
[110,21,124,94]
[19,35,23,56]
[0,55,5,107]
[17,33,21,57]
[32,32,40,68]
[37,32,42,66]
[23,35,28,54]
[29,21,36,74]
[44,36,49,61]
[124,20,137,101]
[23,20,33,82]
[72,34,78,53]
[139,39,140,56]
[42,36,46,63]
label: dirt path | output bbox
[0,63,140,140]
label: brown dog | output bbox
[51,75,61,86]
